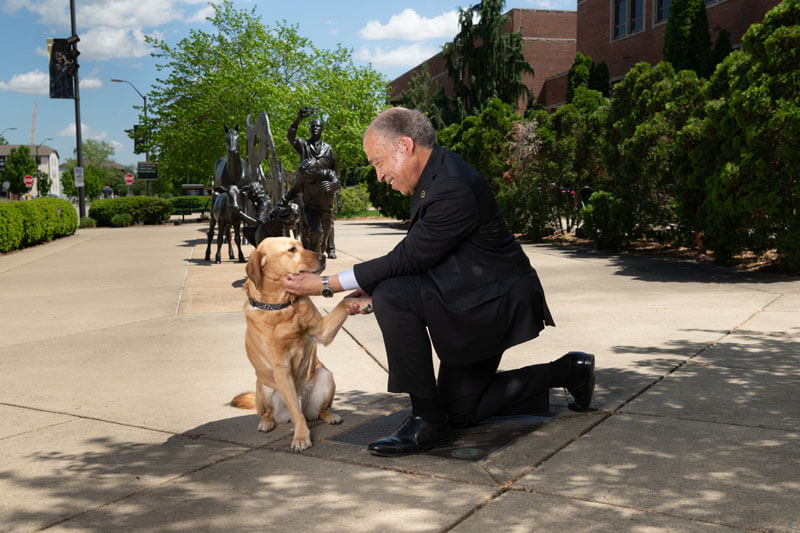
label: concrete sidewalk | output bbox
[1,218,798,532]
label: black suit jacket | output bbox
[354,145,554,364]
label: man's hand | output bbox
[283,273,321,296]
[298,106,315,119]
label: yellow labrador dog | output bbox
[231,237,367,451]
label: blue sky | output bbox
[0,0,576,168]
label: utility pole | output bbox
[111,78,150,195]
[70,0,85,218]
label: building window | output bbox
[613,0,645,40]
[655,0,669,23]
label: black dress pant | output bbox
[372,275,550,428]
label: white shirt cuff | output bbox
[337,269,361,291]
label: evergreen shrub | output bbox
[580,191,628,251]
[339,183,371,216]
[0,198,78,253]
[80,216,97,228]
[89,196,173,226]
[111,213,134,227]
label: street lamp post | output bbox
[110,79,148,161]
[35,137,53,196]
[1,126,17,139]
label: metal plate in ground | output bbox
[332,409,552,461]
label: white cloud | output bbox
[6,0,178,61]
[187,4,215,23]
[360,9,459,41]
[0,70,49,95]
[57,122,108,141]
[80,77,103,89]
[327,20,340,36]
[80,27,151,60]
[109,140,124,153]
[356,42,442,69]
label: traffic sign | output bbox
[24,175,34,187]
[137,161,157,180]
[124,172,135,185]
[74,167,84,187]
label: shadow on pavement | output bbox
[535,243,797,284]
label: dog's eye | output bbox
[288,246,296,253]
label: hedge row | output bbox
[169,195,211,210]
[0,198,78,253]
[88,196,173,226]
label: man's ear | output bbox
[246,249,263,289]
[398,136,414,155]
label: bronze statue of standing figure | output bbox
[283,107,339,258]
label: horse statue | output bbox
[205,184,246,263]
[214,125,245,190]
[206,125,250,263]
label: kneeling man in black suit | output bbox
[283,107,595,457]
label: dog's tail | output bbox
[230,391,256,409]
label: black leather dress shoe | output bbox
[367,416,450,457]
[566,351,595,411]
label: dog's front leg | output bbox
[313,298,370,345]
[272,364,312,452]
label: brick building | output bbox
[388,9,577,110]
[578,0,780,84]
[389,1,780,111]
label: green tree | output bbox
[0,135,9,145]
[599,62,706,245]
[37,171,51,197]
[60,140,123,199]
[397,64,446,130]
[4,146,38,196]
[589,60,610,96]
[504,87,608,238]
[441,0,534,123]
[568,54,610,103]
[711,28,733,70]
[437,97,521,194]
[566,52,593,103]
[686,0,800,267]
[663,0,713,77]
[146,0,386,194]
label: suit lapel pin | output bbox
[420,190,426,199]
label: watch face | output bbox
[321,276,333,297]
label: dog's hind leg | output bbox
[255,382,276,433]
[303,365,342,425]
[272,366,312,451]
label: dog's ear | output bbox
[246,249,263,289]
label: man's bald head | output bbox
[365,107,437,148]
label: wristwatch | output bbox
[321,276,334,298]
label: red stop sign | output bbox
[124,173,135,185]
[24,175,34,187]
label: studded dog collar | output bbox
[248,297,296,311]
